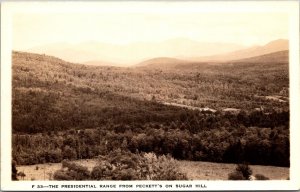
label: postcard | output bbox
[1,1,299,191]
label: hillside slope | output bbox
[135,50,288,71]
[13,51,289,134]
[12,51,187,133]
[198,39,288,61]
[136,57,193,69]
[231,50,288,64]
[12,51,290,168]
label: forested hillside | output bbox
[12,51,289,167]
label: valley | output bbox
[12,44,290,180]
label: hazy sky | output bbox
[12,2,289,51]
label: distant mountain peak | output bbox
[25,38,288,65]
[264,39,288,49]
[196,39,289,62]
[26,39,246,65]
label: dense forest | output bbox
[12,51,289,168]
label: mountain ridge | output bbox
[26,38,245,65]
[230,50,288,64]
[25,39,288,67]
[197,39,288,62]
[136,50,289,69]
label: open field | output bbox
[16,159,98,181]
[178,160,289,180]
[16,159,289,181]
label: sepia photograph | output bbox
[1,1,300,191]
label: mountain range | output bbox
[136,50,289,70]
[25,38,288,67]
[197,39,288,61]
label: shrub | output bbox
[236,163,252,180]
[145,153,187,180]
[228,172,245,180]
[17,171,26,180]
[91,150,146,180]
[47,172,53,180]
[53,170,74,180]
[255,174,269,180]
[54,160,90,180]
[228,163,253,180]
[55,150,187,180]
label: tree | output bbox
[63,145,77,160]
[223,140,243,163]
[53,160,90,180]
[54,151,187,180]
[17,171,26,180]
[12,160,18,180]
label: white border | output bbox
[1,1,300,191]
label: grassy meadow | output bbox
[17,159,289,181]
